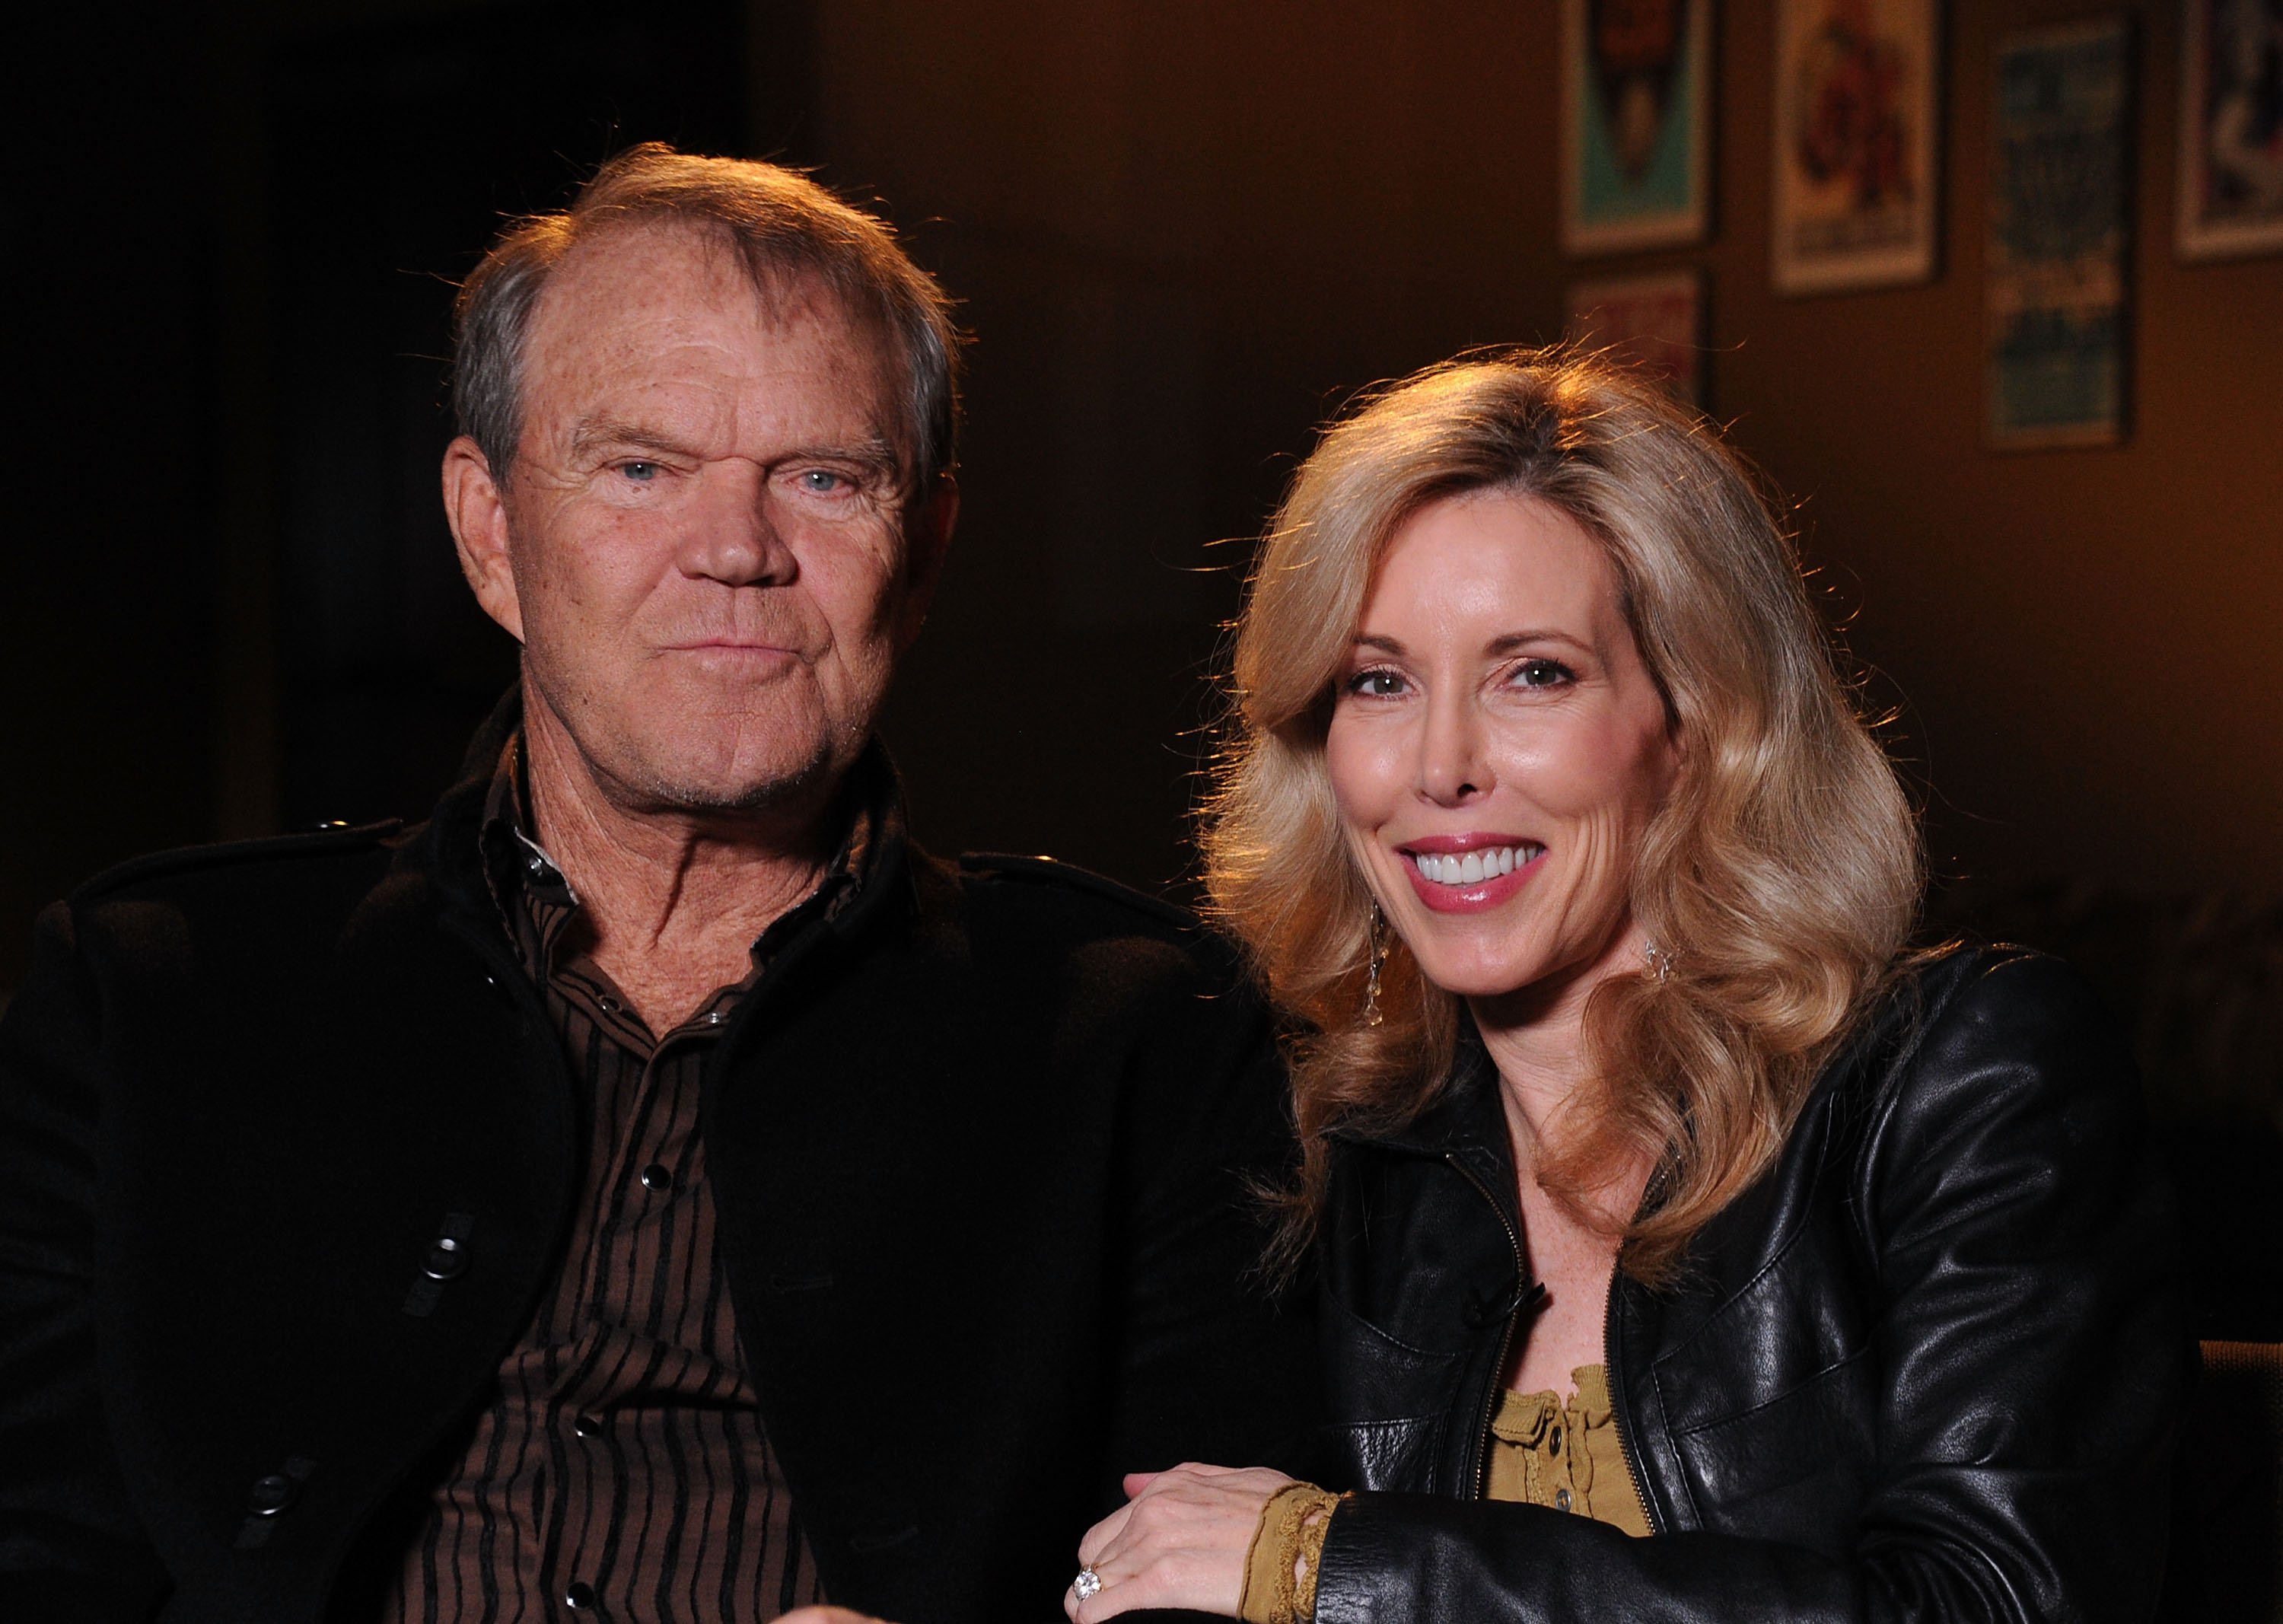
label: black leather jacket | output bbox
[1311,946,2185,1623]
[0,710,1317,1624]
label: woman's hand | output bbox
[1066,1463,1296,1621]
[778,1609,894,1624]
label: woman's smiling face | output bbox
[1325,489,1681,1007]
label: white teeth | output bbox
[1410,845,1539,887]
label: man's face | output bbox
[448,224,949,824]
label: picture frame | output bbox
[2175,0,2283,261]
[1985,19,2135,450]
[1566,269,1708,404]
[1561,0,1715,255]
[1769,0,1944,294]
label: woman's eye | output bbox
[1511,658,1575,689]
[1346,668,1408,698]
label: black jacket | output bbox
[1311,947,2184,1622]
[0,710,1316,1624]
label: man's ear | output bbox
[442,435,524,642]
[895,473,960,651]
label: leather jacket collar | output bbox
[1333,1018,1505,1160]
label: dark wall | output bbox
[4,10,221,994]
[812,0,2283,909]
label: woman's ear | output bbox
[442,436,524,642]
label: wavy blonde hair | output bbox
[1205,349,1922,1283]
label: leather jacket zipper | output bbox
[1601,1266,1664,1533]
[1446,1145,1662,1530]
[1443,1150,1534,1501]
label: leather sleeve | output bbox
[1312,953,2186,1624]
[0,904,171,1620]
[1099,974,1322,1509]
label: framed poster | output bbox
[1986,21,2135,449]
[1770,0,1943,293]
[1562,0,1715,254]
[1566,269,1707,403]
[2176,0,2283,261]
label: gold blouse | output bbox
[1240,1364,1648,1624]
[1485,1364,1651,1535]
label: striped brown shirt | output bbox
[377,743,869,1622]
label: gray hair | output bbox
[452,142,963,495]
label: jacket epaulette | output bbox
[956,852,1198,933]
[70,818,406,903]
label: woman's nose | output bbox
[1417,693,1490,806]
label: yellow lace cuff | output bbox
[1238,1483,1347,1624]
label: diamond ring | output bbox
[1072,1567,1103,1601]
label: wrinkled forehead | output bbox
[518,219,901,411]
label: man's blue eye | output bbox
[621,462,659,482]
[801,470,846,493]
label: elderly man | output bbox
[0,146,1310,1624]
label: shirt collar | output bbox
[476,731,881,961]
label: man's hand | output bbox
[1065,1463,1295,1621]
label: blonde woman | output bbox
[1063,351,2183,1623]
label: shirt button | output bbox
[704,1010,724,1026]
[572,1413,605,1438]
[597,995,621,1014]
[1548,1425,1562,1456]
[424,1237,470,1281]
[564,1580,597,1610]
[1555,1488,1573,1512]
[640,1164,674,1193]
[247,1473,298,1516]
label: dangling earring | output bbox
[1364,903,1388,1028]
[1643,941,1675,984]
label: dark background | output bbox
[8,0,2281,1332]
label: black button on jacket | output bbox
[1311,947,2186,1623]
[0,698,1317,1623]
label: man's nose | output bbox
[1418,690,1491,807]
[680,465,798,586]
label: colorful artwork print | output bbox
[1771,0,1942,292]
[1566,270,1707,404]
[1986,21,2135,448]
[1562,0,1714,253]
[2176,0,2283,260]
